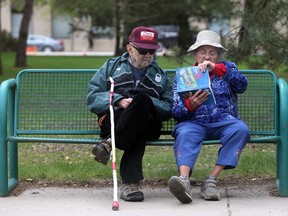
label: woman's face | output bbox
[195,45,220,63]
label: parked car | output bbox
[27,34,64,52]
[151,25,179,49]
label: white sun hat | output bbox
[187,30,227,53]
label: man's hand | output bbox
[117,98,133,109]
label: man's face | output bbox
[127,44,156,69]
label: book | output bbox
[176,66,216,105]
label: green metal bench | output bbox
[0,69,288,197]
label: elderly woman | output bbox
[168,30,250,203]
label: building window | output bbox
[52,14,72,39]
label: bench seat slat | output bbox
[8,135,279,145]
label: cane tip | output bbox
[112,201,119,211]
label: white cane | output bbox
[109,77,119,211]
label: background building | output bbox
[1,1,115,52]
[1,1,242,53]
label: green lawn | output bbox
[1,52,287,82]
[18,143,275,183]
[0,52,191,82]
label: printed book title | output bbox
[176,66,216,105]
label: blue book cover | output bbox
[176,66,216,105]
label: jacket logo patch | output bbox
[155,73,162,82]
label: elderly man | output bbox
[87,26,173,202]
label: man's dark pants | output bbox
[99,93,162,183]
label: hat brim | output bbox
[132,41,160,50]
[187,40,227,53]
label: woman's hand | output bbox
[198,60,215,72]
[186,90,209,111]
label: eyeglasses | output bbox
[197,49,219,57]
[130,44,156,55]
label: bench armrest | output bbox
[0,78,16,197]
[277,78,288,139]
[277,78,288,196]
[0,78,16,139]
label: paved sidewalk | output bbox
[0,180,287,216]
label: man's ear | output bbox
[126,44,132,54]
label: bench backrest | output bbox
[15,69,277,138]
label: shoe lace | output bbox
[102,139,112,152]
[204,178,217,189]
[123,183,140,193]
[179,175,191,190]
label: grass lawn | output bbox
[0,52,282,184]
[2,52,287,82]
[0,52,192,82]
[18,143,276,183]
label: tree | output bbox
[226,0,288,71]
[114,0,234,55]
[15,0,34,67]
[52,0,288,71]
[50,0,233,56]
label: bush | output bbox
[1,30,18,52]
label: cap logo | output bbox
[140,31,155,42]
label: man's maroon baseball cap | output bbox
[129,26,160,50]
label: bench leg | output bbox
[0,140,19,197]
[9,141,18,182]
[277,139,288,196]
[9,141,19,193]
[0,136,9,196]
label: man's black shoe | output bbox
[91,138,112,165]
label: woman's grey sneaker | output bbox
[91,138,111,165]
[200,176,220,201]
[168,175,193,203]
[120,183,144,202]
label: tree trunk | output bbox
[238,0,270,47]
[114,1,121,56]
[15,0,34,67]
[114,0,129,56]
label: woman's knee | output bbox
[238,122,250,139]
